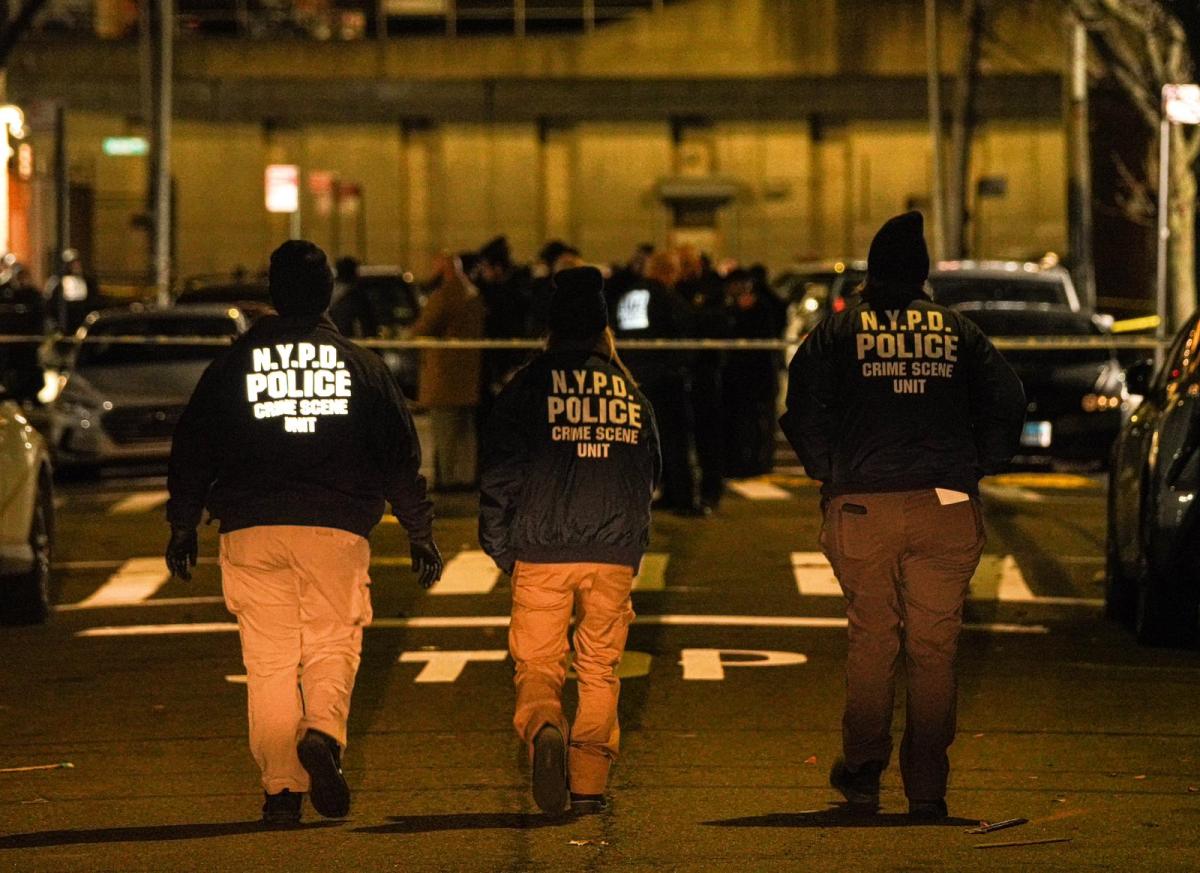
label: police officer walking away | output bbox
[781,212,1024,819]
[480,266,660,816]
[165,240,444,825]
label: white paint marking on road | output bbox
[53,556,410,571]
[75,615,1050,637]
[107,490,170,515]
[75,558,171,608]
[979,484,1047,504]
[791,552,842,597]
[59,596,225,612]
[997,555,1036,601]
[225,675,248,684]
[429,550,500,596]
[398,650,508,683]
[729,480,791,501]
[633,553,670,591]
[678,648,808,681]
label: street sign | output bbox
[103,136,149,157]
[265,164,299,214]
[1163,84,1200,125]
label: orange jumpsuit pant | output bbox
[509,560,635,795]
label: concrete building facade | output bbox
[11,0,1071,285]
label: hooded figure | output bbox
[165,239,444,826]
[479,265,660,817]
[780,212,1025,820]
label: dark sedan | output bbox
[1106,314,1200,647]
[936,301,1124,466]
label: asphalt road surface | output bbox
[2,465,1199,872]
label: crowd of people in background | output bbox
[0,234,790,517]
[413,235,787,516]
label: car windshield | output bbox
[177,283,270,305]
[930,276,1067,308]
[77,316,238,367]
[956,307,1111,365]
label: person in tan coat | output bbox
[410,252,486,489]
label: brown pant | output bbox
[820,490,986,801]
[220,525,373,794]
[509,560,635,795]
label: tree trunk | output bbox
[1169,125,1198,328]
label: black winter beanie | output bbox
[867,211,930,285]
[549,266,608,340]
[269,240,334,317]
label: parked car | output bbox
[1106,314,1200,647]
[330,265,423,397]
[773,259,867,343]
[45,305,247,469]
[937,303,1123,466]
[929,260,1081,311]
[175,273,274,322]
[0,385,55,624]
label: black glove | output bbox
[410,539,444,589]
[165,525,198,581]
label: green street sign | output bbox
[103,136,149,157]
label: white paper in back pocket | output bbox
[934,488,969,506]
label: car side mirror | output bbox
[1125,358,1155,396]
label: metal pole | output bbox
[924,0,946,261]
[1156,115,1170,367]
[153,0,173,306]
[1068,19,1096,310]
[54,103,67,262]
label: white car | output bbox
[0,391,54,624]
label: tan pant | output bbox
[821,490,986,801]
[220,525,373,794]
[509,561,635,795]
[429,406,477,488]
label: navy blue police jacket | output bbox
[166,313,433,541]
[479,349,662,574]
[780,296,1025,498]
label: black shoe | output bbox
[570,793,609,815]
[261,789,302,826]
[908,799,949,820]
[531,725,569,815]
[297,729,351,819]
[829,758,883,806]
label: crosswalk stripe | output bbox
[633,553,670,591]
[76,558,171,608]
[729,480,792,501]
[60,595,225,612]
[107,491,170,515]
[428,550,500,596]
[791,552,1046,603]
[791,552,842,596]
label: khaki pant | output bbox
[509,561,635,795]
[429,406,477,489]
[220,525,373,794]
[821,490,986,801]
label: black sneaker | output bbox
[570,792,609,816]
[908,799,949,820]
[261,789,302,826]
[829,758,884,807]
[297,729,351,819]
[531,724,569,815]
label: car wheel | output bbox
[0,471,55,626]
[1134,556,1199,648]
